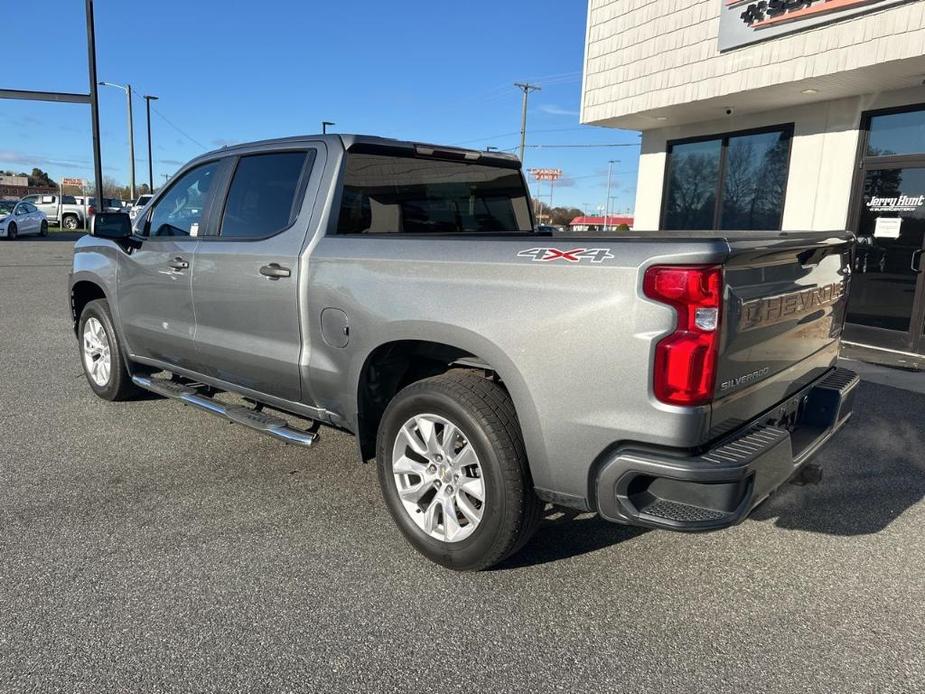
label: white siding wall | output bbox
[582,0,925,125]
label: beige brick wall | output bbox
[582,0,925,124]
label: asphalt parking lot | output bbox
[1,236,923,693]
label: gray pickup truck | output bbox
[68,134,858,570]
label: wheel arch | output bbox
[70,279,108,334]
[352,331,548,491]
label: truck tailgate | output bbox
[709,231,853,440]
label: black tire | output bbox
[376,370,542,571]
[77,299,141,401]
[39,220,48,237]
[63,215,78,230]
[6,222,16,240]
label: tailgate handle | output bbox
[798,248,828,266]
[912,249,923,274]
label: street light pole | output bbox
[144,95,158,193]
[514,82,541,164]
[604,159,619,231]
[99,81,136,200]
[86,0,103,211]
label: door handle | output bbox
[168,257,189,271]
[260,263,291,279]
[912,249,923,274]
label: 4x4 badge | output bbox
[517,247,615,264]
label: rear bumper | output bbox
[594,367,859,531]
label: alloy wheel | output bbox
[391,413,486,543]
[82,317,112,386]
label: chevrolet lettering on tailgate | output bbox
[739,282,847,331]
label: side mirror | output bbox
[90,212,133,240]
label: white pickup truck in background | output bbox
[21,193,89,230]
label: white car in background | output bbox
[0,200,48,239]
[128,194,153,220]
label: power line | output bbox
[497,142,641,152]
[451,126,600,147]
[150,105,207,151]
[130,88,207,151]
[527,142,640,149]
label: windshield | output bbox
[336,152,532,234]
[0,202,15,215]
[136,195,152,205]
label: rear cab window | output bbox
[335,152,532,234]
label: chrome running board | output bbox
[132,375,318,447]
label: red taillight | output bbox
[643,265,723,406]
[88,206,96,217]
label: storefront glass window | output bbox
[662,125,792,231]
[663,139,721,230]
[720,130,790,230]
[867,109,925,157]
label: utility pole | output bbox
[514,82,541,163]
[604,159,619,231]
[144,94,158,193]
[322,121,334,134]
[99,81,136,200]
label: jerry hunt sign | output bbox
[718,0,915,51]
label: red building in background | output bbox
[568,215,634,231]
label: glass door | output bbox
[845,166,925,352]
[845,104,925,355]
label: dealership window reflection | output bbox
[662,126,792,230]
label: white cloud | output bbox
[539,104,579,117]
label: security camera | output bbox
[724,107,735,116]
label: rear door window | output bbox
[218,151,311,239]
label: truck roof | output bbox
[198,134,522,169]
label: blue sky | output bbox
[1,0,639,213]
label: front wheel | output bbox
[78,299,141,401]
[376,371,542,571]
[6,222,16,240]
[39,220,48,237]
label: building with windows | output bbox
[0,174,55,201]
[581,0,925,359]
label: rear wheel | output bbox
[63,215,78,230]
[6,222,16,240]
[376,371,542,571]
[78,299,141,401]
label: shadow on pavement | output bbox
[751,381,925,535]
[37,232,87,242]
[495,509,648,570]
